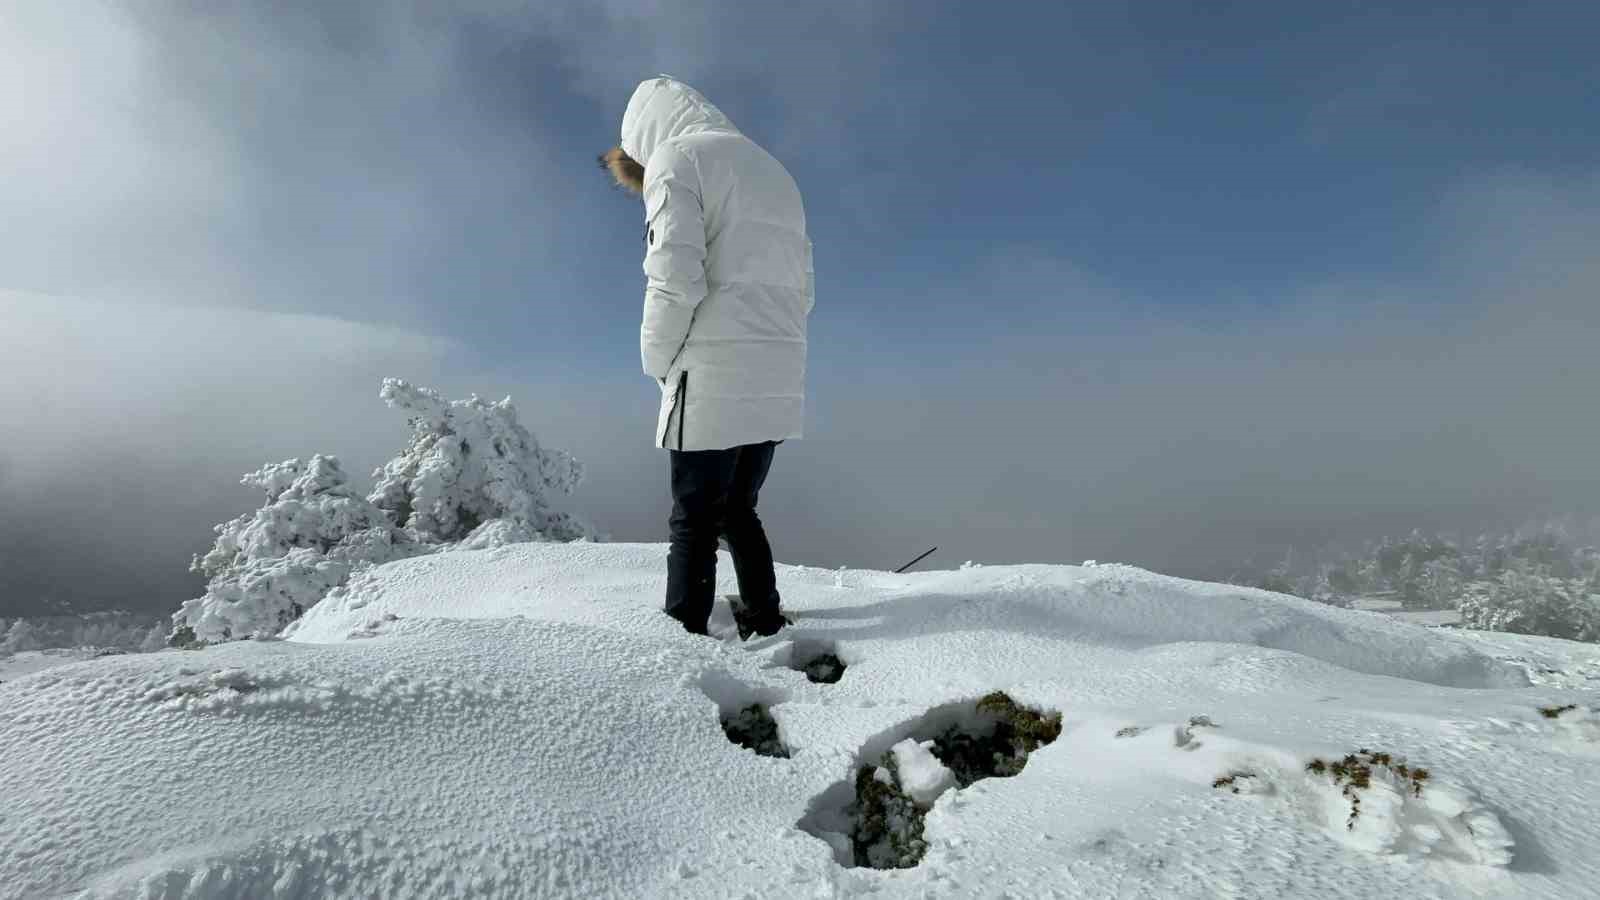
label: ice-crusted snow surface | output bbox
[5,543,1599,898]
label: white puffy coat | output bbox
[620,77,813,451]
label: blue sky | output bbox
[2,2,1599,614]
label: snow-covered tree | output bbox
[368,378,587,545]
[172,455,420,644]
[1302,567,1355,608]
[1458,566,1600,642]
[171,381,590,645]
[137,625,167,653]
[2,619,44,654]
[1323,565,1359,597]
[1355,555,1383,595]
[1414,557,1463,610]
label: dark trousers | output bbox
[665,441,781,633]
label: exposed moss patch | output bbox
[851,753,927,868]
[721,704,788,758]
[1539,703,1578,719]
[814,691,1064,870]
[934,692,1064,785]
[1305,749,1430,829]
[801,653,847,684]
[1115,725,1146,738]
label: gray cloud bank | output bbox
[805,170,1600,577]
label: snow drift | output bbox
[5,543,1597,899]
[292,546,1526,690]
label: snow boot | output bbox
[727,594,792,640]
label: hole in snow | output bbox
[797,691,1062,870]
[802,654,847,684]
[721,704,789,759]
[772,639,848,684]
[698,669,791,759]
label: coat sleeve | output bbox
[639,143,707,380]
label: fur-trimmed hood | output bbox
[600,147,644,193]
[602,76,738,193]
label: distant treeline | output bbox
[1225,519,1600,643]
[1,611,166,655]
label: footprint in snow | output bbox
[797,691,1062,870]
[696,668,792,759]
[768,638,849,684]
[1173,714,1218,751]
[1113,715,1217,748]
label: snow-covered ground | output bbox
[0,648,107,682]
[4,543,1598,898]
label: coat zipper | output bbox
[659,370,688,449]
[676,370,688,450]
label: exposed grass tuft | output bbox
[1303,748,1431,829]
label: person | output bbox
[599,76,813,638]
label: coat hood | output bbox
[620,76,739,169]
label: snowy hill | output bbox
[3,543,1598,898]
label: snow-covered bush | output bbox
[369,378,586,544]
[172,381,590,645]
[1458,567,1600,643]
[2,619,45,654]
[172,455,417,644]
